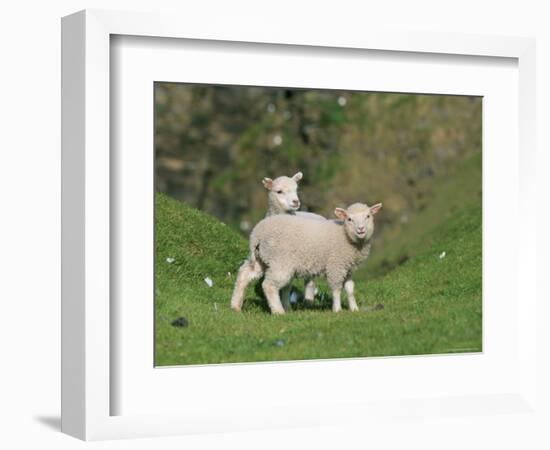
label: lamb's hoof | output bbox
[349,305,359,312]
[332,306,342,313]
[271,308,286,315]
[230,304,242,312]
[304,296,315,304]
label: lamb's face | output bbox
[263,172,303,213]
[335,202,382,243]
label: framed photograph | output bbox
[61,9,538,441]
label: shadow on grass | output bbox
[244,287,335,313]
[244,296,272,313]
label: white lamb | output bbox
[263,172,325,222]
[261,172,324,305]
[230,202,382,314]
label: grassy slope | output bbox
[360,152,482,278]
[155,156,482,365]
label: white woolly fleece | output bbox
[249,208,373,287]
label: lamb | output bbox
[260,172,324,305]
[230,202,382,314]
[262,172,325,222]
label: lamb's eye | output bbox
[276,190,283,194]
[347,218,352,222]
[367,215,371,219]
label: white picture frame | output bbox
[61,9,538,441]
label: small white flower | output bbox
[439,251,446,259]
[267,103,276,113]
[204,277,213,287]
[166,257,175,264]
[337,96,347,106]
[240,220,250,231]
[272,134,283,146]
[227,272,232,277]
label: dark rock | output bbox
[171,316,189,328]
[374,303,385,311]
[397,254,409,266]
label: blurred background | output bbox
[155,83,481,272]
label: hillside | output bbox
[155,158,482,365]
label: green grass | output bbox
[155,158,482,366]
[359,151,482,278]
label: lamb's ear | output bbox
[292,172,303,182]
[369,203,383,215]
[334,208,348,220]
[262,178,273,190]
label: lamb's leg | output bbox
[280,285,292,311]
[230,260,263,312]
[328,275,344,313]
[262,280,285,315]
[262,269,292,315]
[304,278,317,303]
[344,278,359,312]
[331,288,342,313]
